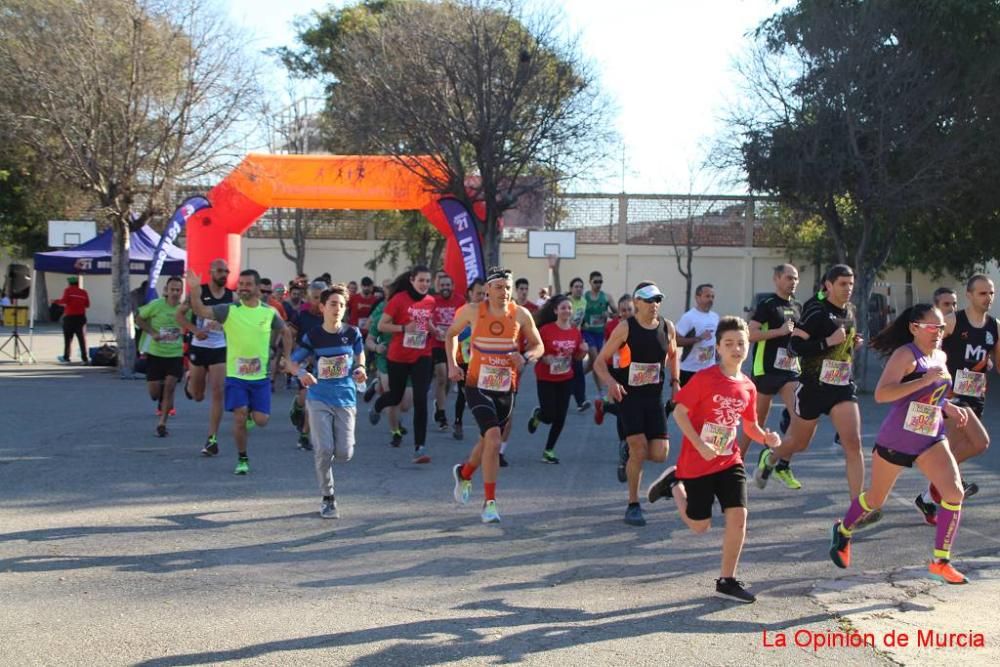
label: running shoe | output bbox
[298,433,313,451]
[413,447,431,464]
[452,421,463,440]
[57,355,70,364]
[853,508,883,531]
[915,494,937,526]
[245,417,256,431]
[499,453,509,467]
[594,398,605,425]
[773,465,802,490]
[368,408,381,426]
[779,407,791,435]
[962,480,979,498]
[184,380,194,400]
[200,435,219,457]
[452,464,471,504]
[435,409,448,431]
[754,448,774,489]
[481,500,501,523]
[399,425,408,435]
[616,441,628,484]
[541,450,559,464]
[156,407,163,417]
[928,559,968,585]
[576,400,592,413]
[527,407,541,434]
[390,430,402,447]
[289,400,305,429]
[363,378,379,403]
[646,465,677,504]
[319,497,339,519]
[168,408,176,417]
[623,504,646,527]
[715,578,756,603]
[829,521,851,569]
[234,458,250,475]
[155,424,168,438]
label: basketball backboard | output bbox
[527,230,576,259]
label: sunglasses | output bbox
[639,296,663,304]
[912,322,945,331]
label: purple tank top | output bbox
[876,343,950,453]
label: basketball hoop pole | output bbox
[546,253,558,295]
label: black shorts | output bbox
[680,464,748,521]
[950,396,985,419]
[463,385,515,436]
[679,370,696,387]
[752,373,798,396]
[620,393,668,441]
[146,354,184,381]
[432,347,447,365]
[873,441,941,468]
[794,383,856,421]
[188,345,226,367]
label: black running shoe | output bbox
[646,465,677,504]
[200,435,219,457]
[715,577,756,603]
[527,407,541,434]
[155,424,168,438]
[499,453,510,467]
[390,430,403,448]
[184,380,194,401]
[915,494,937,526]
[962,480,979,498]
[298,433,313,451]
[853,508,883,531]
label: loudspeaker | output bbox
[5,264,31,300]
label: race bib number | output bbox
[701,422,737,455]
[317,354,350,380]
[820,359,852,385]
[159,327,181,342]
[203,319,223,333]
[237,357,262,376]
[774,347,801,373]
[403,330,428,349]
[588,315,606,328]
[548,356,571,375]
[903,401,942,436]
[628,362,661,386]
[696,344,715,364]
[477,365,512,391]
[358,317,369,331]
[954,368,986,398]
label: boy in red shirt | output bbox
[55,275,91,364]
[646,316,779,603]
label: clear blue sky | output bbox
[227,0,791,194]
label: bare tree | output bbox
[0,0,260,374]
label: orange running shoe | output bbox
[829,521,851,569]
[928,560,968,585]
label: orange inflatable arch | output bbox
[186,154,480,292]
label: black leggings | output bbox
[375,356,433,446]
[571,358,586,405]
[536,380,572,451]
[454,364,468,423]
[62,315,88,361]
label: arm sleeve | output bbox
[211,304,230,323]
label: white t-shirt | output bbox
[676,308,720,373]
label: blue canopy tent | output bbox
[30,225,186,335]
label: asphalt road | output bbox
[1,328,998,665]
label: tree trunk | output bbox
[35,271,48,321]
[111,219,136,378]
[854,269,875,392]
[905,266,913,308]
[483,215,501,269]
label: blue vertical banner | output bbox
[146,196,211,303]
[438,197,485,288]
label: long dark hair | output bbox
[535,294,570,329]
[869,304,936,357]
[387,265,431,301]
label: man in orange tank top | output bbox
[446,267,544,523]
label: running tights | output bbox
[375,356,432,446]
[536,380,572,451]
[571,358,586,405]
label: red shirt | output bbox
[517,299,538,314]
[604,317,620,342]
[267,297,288,320]
[430,292,466,349]
[535,322,583,382]
[384,291,436,362]
[674,365,757,479]
[56,286,90,317]
[348,293,379,331]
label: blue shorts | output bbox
[582,331,604,352]
[224,378,272,415]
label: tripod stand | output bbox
[0,300,36,363]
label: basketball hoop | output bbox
[546,253,559,269]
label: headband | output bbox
[486,268,512,285]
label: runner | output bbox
[286,284,366,519]
[675,284,719,386]
[348,276,379,338]
[452,278,486,441]
[289,281,326,451]
[514,277,539,314]
[739,264,803,489]
[431,273,465,431]
[136,276,185,437]
[175,259,233,455]
[527,295,587,463]
[646,316,780,603]
[185,269,292,475]
[829,304,970,584]
[594,294,636,482]
[364,284,412,447]
[582,271,616,396]
[593,282,678,527]
[755,265,867,504]
[448,267,543,523]
[933,287,958,316]
[370,266,437,464]
[567,277,592,412]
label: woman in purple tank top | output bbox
[828,304,973,585]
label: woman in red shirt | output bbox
[370,266,436,463]
[528,294,588,463]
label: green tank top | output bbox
[583,292,609,333]
[223,304,275,380]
